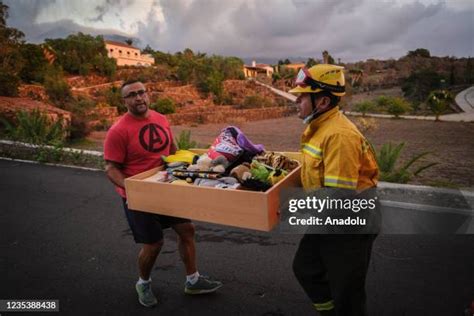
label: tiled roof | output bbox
[104,40,139,50]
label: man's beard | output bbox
[131,103,148,115]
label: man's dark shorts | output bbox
[122,198,191,244]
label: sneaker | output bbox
[135,282,158,307]
[184,275,223,295]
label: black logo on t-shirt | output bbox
[139,124,169,153]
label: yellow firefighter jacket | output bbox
[300,106,379,191]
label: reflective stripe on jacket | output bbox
[300,106,379,191]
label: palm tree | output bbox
[427,90,453,121]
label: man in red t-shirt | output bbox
[104,80,222,307]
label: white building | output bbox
[105,40,155,67]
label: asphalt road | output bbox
[1,160,473,316]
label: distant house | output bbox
[243,61,274,78]
[280,62,305,72]
[104,40,155,67]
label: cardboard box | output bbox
[124,150,302,231]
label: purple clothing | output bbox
[227,126,265,155]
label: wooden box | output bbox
[124,150,301,231]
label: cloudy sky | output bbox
[4,0,473,62]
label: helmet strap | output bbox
[303,94,335,124]
[303,94,320,124]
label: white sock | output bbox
[186,271,200,285]
[137,277,151,285]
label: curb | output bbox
[0,140,103,156]
[0,157,103,172]
[378,181,474,198]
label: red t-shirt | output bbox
[104,110,173,198]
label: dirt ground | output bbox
[87,115,474,188]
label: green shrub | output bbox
[150,98,176,114]
[49,97,94,141]
[68,97,96,115]
[2,109,66,145]
[92,54,116,79]
[386,97,411,118]
[44,68,72,107]
[272,72,282,82]
[376,142,437,183]
[204,71,225,103]
[279,67,297,79]
[105,86,125,113]
[353,100,376,116]
[0,72,20,96]
[79,63,92,76]
[175,130,197,150]
[241,95,273,109]
[220,92,234,105]
[69,114,91,140]
[18,43,48,83]
[138,65,171,82]
[375,95,390,108]
[426,90,453,121]
[35,143,64,163]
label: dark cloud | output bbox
[89,0,135,22]
[3,0,473,61]
[89,5,106,22]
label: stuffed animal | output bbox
[268,169,288,185]
[230,163,252,183]
[187,154,229,174]
[254,152,299,171]
[187,154,213,171]
[250,161,271,183]
[210,155,229,173]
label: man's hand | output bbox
[105,161,126,188]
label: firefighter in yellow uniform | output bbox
[289,64,379,316]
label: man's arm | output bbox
[105,161,126,189]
